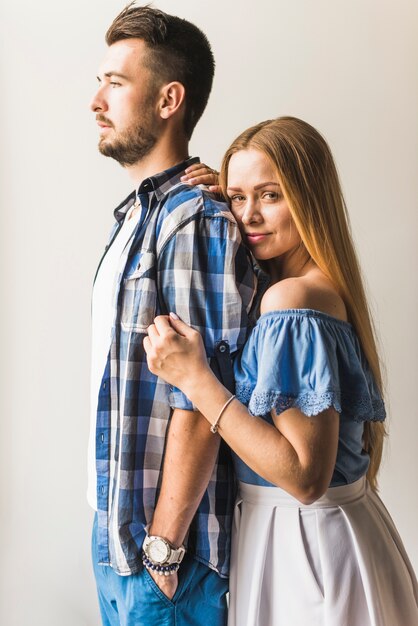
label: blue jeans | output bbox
[92,516,228,625]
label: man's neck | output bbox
[125,137,189,188]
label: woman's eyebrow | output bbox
[253,182,279,190]
[227,182,279,191]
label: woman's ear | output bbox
[157,81,186,120]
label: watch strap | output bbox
[142,533,186,565]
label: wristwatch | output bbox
[142,534,186,566]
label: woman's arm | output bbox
[144,315,339,504]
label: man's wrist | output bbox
[142,552,181,576]
[148,518,187,548]
[142,532,186,567]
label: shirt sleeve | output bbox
[158,208,257,410]
[234,312,386,422]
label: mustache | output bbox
[96,114,113,127]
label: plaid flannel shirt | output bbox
[94,158,257,577]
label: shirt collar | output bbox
[113,156,200,224]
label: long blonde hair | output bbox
[220,117,386,489]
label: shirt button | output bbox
[100,433,105,443]
[218,343,227,353]
[102,381,107,390]
[101,486,105,495]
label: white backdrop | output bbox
[1,1,417,624]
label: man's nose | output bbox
[89,88,107,113]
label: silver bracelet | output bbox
[210,394,236,433]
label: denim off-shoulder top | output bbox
[233,309,386,487]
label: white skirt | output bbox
[228,477,418,626]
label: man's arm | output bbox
[148,408,220,598]
[147,199,255,597]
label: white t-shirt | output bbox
[87,206,141,510]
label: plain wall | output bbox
[1,1,417,624]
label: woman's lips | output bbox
[245,233,270,244]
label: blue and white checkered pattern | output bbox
[94,158,257,577]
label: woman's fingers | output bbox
[183,163,201,174]
[148,314,201,345]
[182,172,217,184]
[167,313,195,338]
[184,162,215,176]
[153,313,193,342]
[143,334,157,371]
[143,335,151,354]
[196,169,218,183]
[180,163,219,188]
[153,315,174,335]
[147,323,160,343]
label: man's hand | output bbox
[146,406,221,605]
[147,569,178,600]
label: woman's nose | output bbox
[241,200,262,225]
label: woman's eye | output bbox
[263,192,279,200]
[230,194,245,203]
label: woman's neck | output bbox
[266,245,314,284]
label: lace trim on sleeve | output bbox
[236,384,386,422]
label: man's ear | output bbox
[157,81,186,120]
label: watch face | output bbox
[148,538,170,564]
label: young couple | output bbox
[89,3,418,625]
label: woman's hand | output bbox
[144,314,210,393]
[180,163,221,194]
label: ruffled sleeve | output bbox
[234,310,386,421]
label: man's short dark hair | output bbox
[106,3,215,139]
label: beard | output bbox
[97,110,158,167]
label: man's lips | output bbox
[96,116,113,129]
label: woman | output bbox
[144,117,418,625]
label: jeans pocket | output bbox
[171,554,199,604]
[142,567,176,608]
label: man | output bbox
[88,4,256,625]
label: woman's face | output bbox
[226,148,301,263]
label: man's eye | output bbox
[110,81,121,87]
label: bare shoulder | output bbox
[260,273,348,321]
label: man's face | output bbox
[90,39,161,166]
